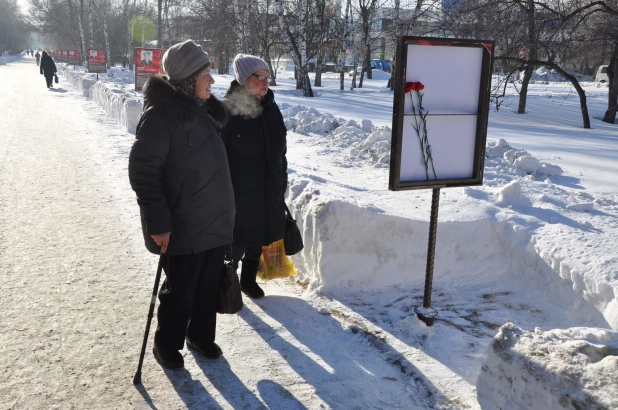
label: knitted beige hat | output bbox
[162,40,211,83]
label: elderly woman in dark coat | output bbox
[221,54,288,299]
[128,40,234,370]
[39,51,56,88]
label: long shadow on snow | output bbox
[257,380,308,410]
[335,246,611,386]
[194,355,267,409]
[161,367,223,409]
[133,383,158,410]
[241,297,449,409]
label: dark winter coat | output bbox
[128,74,235,255]
[221,80,288,247]
[39,54,56,77]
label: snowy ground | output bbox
[1,56,617,409]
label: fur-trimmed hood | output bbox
[224,80,275,119]
[142,74,228,130]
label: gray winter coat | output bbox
[128,74,235,255]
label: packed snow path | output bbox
[0,58,479,409]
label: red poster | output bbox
[87,49,106,64]
[135,48,164,74]
[68,49,80,64]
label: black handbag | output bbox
[54,74,59,83]
[283,204,303,255]
[217,245,243,314]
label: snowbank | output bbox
[0,53,23,65]
[531,66,594,83]
[477,323,618,409]
[58,65,97,97]
[89,82,142,133]
[57,64,142,133]
[287,134,618,330]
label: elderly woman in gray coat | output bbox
[128,40,234,370]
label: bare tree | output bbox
[275,0,314,96]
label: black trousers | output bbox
[44,75,53,87]
[232,244,262,270]
[154,246,224,350]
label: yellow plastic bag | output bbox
[257,239,298,281]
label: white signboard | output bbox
[389,37,494,190]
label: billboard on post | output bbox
[388,36,494,191]
[87,49,107,73]
[135,48,165,91]
[62,50,69,63]
[68,50,80,65]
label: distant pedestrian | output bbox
[39,51,56,88]
[35,51,40,66]
[221,54,289,299]
[128,40,234,370]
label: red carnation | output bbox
[405,81,425,93]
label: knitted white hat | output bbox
[233,54,270,85]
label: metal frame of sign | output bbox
[388,36,494,191]
[87,49,107,73]
[134,47,165,92]
[68,49,80,66]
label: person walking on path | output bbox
[128,40,234,370]
[35,50,40,66]
[39,51,56,88]
[221,54,288,299]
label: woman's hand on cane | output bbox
[151,232,171,254]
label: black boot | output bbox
[240,258,264,299]
[186,337,223,359]
[153,343,184,369]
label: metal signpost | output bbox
[389,36,494,326]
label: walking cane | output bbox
[133,253,165,385]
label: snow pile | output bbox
[56,64,142,133]
[57,65,97,97]
[485,138,563,178]
[279,103,392,167]
[0,53,23,65]
[530,66,594,83]
[477,323,618,410]
[90,82,142,133]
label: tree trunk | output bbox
[77,0,87,61]
[164,0,170,46]
[364,44,372,80]
[265,52,277,87]
[232,0,245,52]
[157,0,163,47]
[547,62,590,128]
[103,9,111,68]
[128,19,134,70]
[274,0,312,96]
[340,0,351,91]
[298,0,312,96]
[517,64,534,114]
[603,47,618,124]
[314,51,322,87]
[88,0,95,48]
[389,0,400,90]
[517,0,537,115]
[141,0,147,46]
